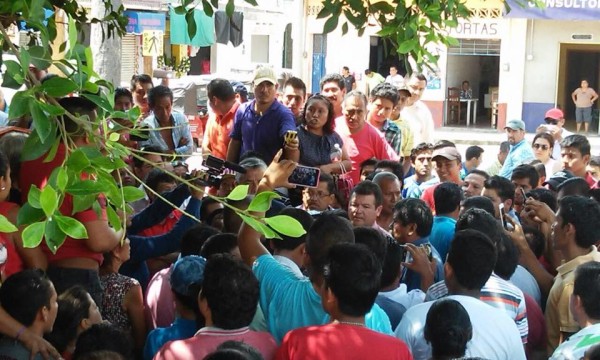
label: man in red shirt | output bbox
[277,243,413,360]
[19,97,123,306]
[202,79,239,160]
[421,146,463,213]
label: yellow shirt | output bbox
[545,246,600,354]
[393,118,414,157]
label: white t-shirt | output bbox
[394,295,526,360]
[550,323,600,360]
[552,128,574,161]
[378,284,425,310]
[385,74,405,89]
[400,101,435,145]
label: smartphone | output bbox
[288,165,320,188]
[520,187,527,201]
[284,130,298,144]
[499,203,508,230]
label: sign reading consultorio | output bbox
[504,0,600,20]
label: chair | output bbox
[446,87,461,125]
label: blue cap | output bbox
[504,119,526,131]
[170,255,207,296]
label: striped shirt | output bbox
[425,273,529,343]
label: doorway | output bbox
[311,34,327,94]
[557,43,600,131]
[368,36,406,78]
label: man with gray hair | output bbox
[373,172,402,230]
[334,91,399,184]
[236,157,268,195]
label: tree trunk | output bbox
[90,0,122,86]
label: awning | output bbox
[124,10,166,34]
[504,0,600,20]
[169,8,215,47]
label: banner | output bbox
[504,0,600,20]
[124,11,166,34]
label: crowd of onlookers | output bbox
[0,64,599,360]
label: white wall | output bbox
[498,18,527,121]
[447,55,480,95]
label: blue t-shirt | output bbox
[230,100,296,164]
[143,317,199,360]
[401,237,445,292]
[429,216,457,262]
[253,254,393,343]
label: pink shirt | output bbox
[154,327,277,360]
[335,117,399,184]
[145,267,175,330]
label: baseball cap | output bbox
[432,147,461,161]
[504,119,526,131]
[543,170,574,191]
[170,255,207,296]
[253,66,277,85]
[544,108,564,120]
[229,81,248,97]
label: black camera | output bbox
[189,155,246,188]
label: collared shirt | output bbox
[403,175,439,199]
[202,102,240,159]
[230,99,296,164]
[550,323,600,360]
[499,139,536,179]
[143,317,198,360]
[142,111,194,155]
[486,158,503,176]
[273,255,304,279]
[380,119,402,156]
[392,117,414,157]
[401,101,435,145]
[546,246,600,353]
[401,237,444,292]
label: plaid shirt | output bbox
[381,119,402,157]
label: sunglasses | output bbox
[533,144,549,150]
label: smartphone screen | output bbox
[288,165,320,188]
[499,203,508,229]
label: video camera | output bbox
[190,155,246,188]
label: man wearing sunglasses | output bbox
[537,108,573,161]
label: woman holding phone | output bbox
[296,94,352,174]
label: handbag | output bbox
[333,161,354,207]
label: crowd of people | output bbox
[0,63,599,360]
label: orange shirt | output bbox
[201,102,240,160]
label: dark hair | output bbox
[409,73,428,84]
[180,224,221,257]
[370,82,399,107]
[526,188,557,212]
[301,94,335,134]
[223,196,252,233]
[530,161,546,181]
[350,180,383,207]
[393,198,433,238]
[130,74,153,91]
[305,213,355,276]
[72,323,133,360]
[284,77,307,97]
[203,340,264,360]
[499,141,510,153]
[381,240,403,288]
[573,261,600,320]
[533,132,555,153]
[0,149,8,179]
[353,227,388,265]
[558,196,600,248]
[200,197,222,223]
[374,160,404,183]
[45,286,95,353]
[114,87,133,103]
[319,73,345,90]
[494,233,519,280]
[360,158,378,173]
[456,208,503,246]
[0,269,53,327]
[484,175,515,203]
[590,155,600,167]
[271,208,314,251]
[324,243,381,317]
[364,69,372,75]
[200,254,259,329]
[560,134,591,157]
[469,169,490,180]
[342,66,349,71]
[207,79,235,101]
[447,229,497,290]
[0,132,27,187]
[319,173,335,195]
[465,146,484,161]
[522,225,545,258]
[433,140,456,150]
[200,233,238,258]
[145,168,175,194]
[461,196,495,217]
[434,182,462,215]
[410,142,434,162]
[58,97,98,137]
[557,177,590,198]
[148,85,174,108]
[424,299,472,358]
[511,164,539,189]
[132,146,164,168]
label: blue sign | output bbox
[504,0,600,20]
[124,11,166,34]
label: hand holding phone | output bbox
[288,165,320,188]
[499,203,508,230]
[284,130,298,145]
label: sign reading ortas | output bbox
[449,19,505,39]
[142,30,164,56]
[504,0,600,20]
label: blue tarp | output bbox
[504,0,600,20]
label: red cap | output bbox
[544,108,564,120]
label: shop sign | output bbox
[142,30,164,56]
[449,19,503,39]
[504,0,600,20]
[124,10,166,34]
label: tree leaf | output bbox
[65,149,91,173]
[54,214,88,239]
[45,219,67,254]
[106,204,122,231]
[17,203,45,227]
[186,10,198,38]
[81,93,113,113]
[28,185,42,209]
[72,194,97,214]
[40,185,59,217]
[22,221,46,249]
[109,132,121,142]
[247,191,280,212]
[28,45,52,70]
[21,128,55,162]
[341,22,349,35]
[264,215,306,237]
[30,101,54,144]
[55,168,69,192]
[122,186,145,202]
[9,92,33,121]
[226,185,249,201]
[41,76,78,97]
[239,214,281,239]
[323,15,339,34]
[66,180,108,196]
[0,214,17,233]
[226,0,235,17]
[398,39,416,54]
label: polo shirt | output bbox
[499,139,535,179]
[230,99,296,164]
[403,175,439,199]
[144,317,198,360]
[202,102,239,159]
[392,118,414,158]
[546,246,600,353]
[400,101,435,145]
[253,253,393,343]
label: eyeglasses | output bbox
[304,190,330,198]
[533,144,549,150]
